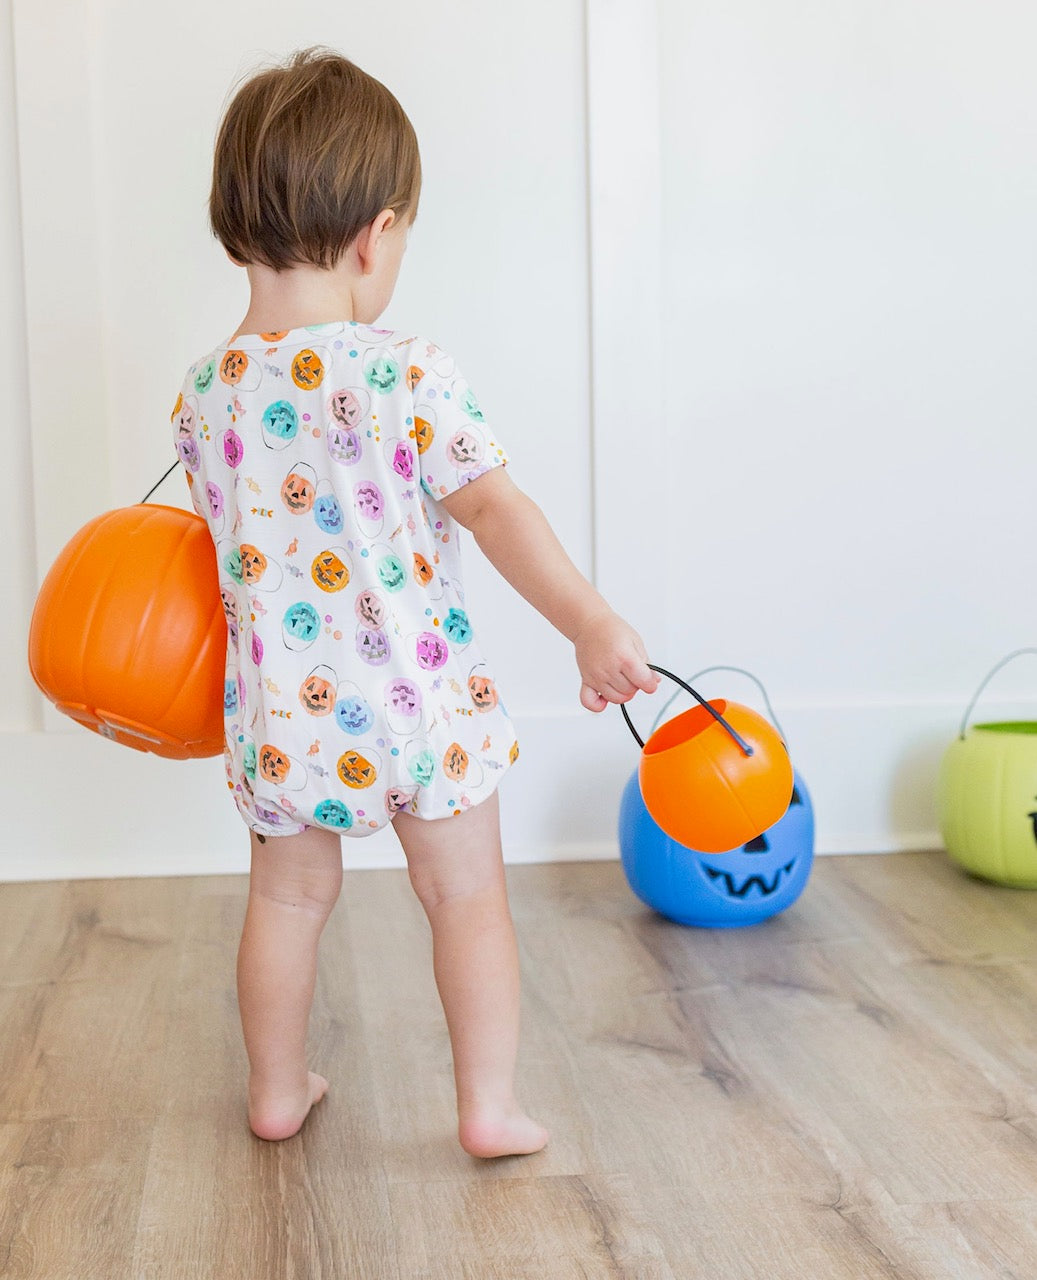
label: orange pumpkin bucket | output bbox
[28,501,226,759]
[621,665,794,853]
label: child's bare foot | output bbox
[248,1071,329,1141]
[458,1104,549,1159]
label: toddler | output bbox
[174,48,657,1156]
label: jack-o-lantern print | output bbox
[468,671,499,712]
[337,749,378,790]
[385,786,418,816]
[390,441,414,481]
[177,434,201,473]
[262,400,299,450]
[205,482,225,528]
[328,387,368,429]
[246,627,263,666]
[357,626,391,666]
[300,665,338,716]
[242,737,258,782]
[413,554,435,588]
[406,364,423,392]
[221,544,244,584]
[385,676,422,735]
[194,358,217,395]
[219,350,249,386]
[259,743,291,785]
[311,547,351,593]
[443,608,472,647]
[355,589,386,629]
[457,382,485,423]
[281,463,318,514]
[326,423,362,465]
[443,743,469,783]
[334,689,375,737]
[283,601,321,651]
[314,798,354,830]
[406,741,436,788]
[413,414,434,455]
[291,348,325,390]
[239,544,268,584]
[447,429,485,470]
[415,631,449,672]
[354,480,384,537]
[173,396,196,438]
[223,678,238,718]
[377,552,407,594]
[363,349,401,395]
[221,428,244,468]
[314,493,345,536]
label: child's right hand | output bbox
[573,610,660,712]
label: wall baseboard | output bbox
[0,696,966,882]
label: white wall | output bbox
[4,0,1037,879]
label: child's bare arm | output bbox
[440,468,659,711]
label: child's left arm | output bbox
[440,468,659,712]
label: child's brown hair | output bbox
[210,48,421,272]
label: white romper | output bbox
[171,323,518,837]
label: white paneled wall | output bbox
[4,0,1037,880]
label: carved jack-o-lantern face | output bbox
[406,364,424,392]
[619,774,814,929]
[468,675,498,711]
[291,348,324,389]
[300,673,335,715]
[337,750,377,789]
[220,350,249,385]
[259,744,291,784]
[240,544,268,583]
[312,549,350,592]
[281,469,316,513]
[413,417,434,454]
[444,743,469,783]
[413,554,435,587]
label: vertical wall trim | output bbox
[2,0,40,730]
[13,0,112,578]
[584,0,668,652]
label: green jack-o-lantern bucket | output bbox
[938,649,1037,887]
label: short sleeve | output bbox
[410,345,509,504]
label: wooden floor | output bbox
[2,852,1037,1278]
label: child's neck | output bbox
[234,260,365,338]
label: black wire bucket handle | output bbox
[621,664,754,757]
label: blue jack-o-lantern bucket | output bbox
[618,668,814,927]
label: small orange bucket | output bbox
[622,665,794,853]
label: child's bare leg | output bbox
[237,826,343,1140]
[393,792,548,1158]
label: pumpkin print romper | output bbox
[171,323,518,838]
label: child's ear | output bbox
[355,209,397,275]
[224,247,247,268]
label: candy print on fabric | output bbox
[173,326,516,838]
